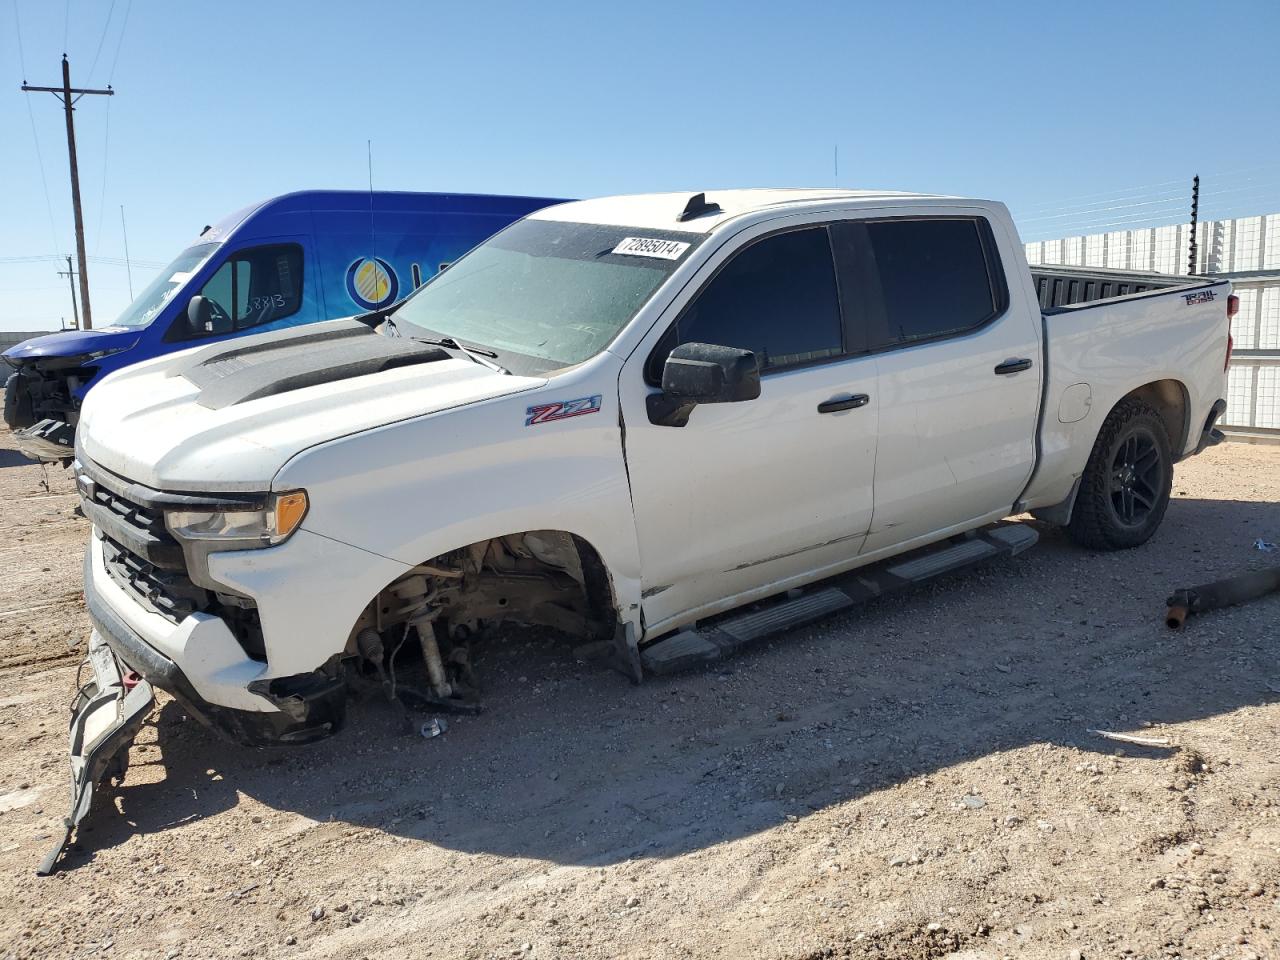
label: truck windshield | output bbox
[108,243,219,329]
[390,220,701,373]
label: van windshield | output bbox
[390,220,700,374]
[108,243,219,329]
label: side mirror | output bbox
[186,295,214,335]
[648,341,761,427]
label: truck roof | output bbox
[528,188,953,233]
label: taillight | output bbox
[1225,294,1238,371]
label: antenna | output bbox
[677,193,722,222]
[367,139,376,285]
[120,204,134,300]
[834,144,838,184]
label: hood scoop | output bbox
[172,319,449,410]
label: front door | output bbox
[620,223,879,635]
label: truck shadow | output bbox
[66,496,1280,872]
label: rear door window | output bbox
[848,218,1005,349]
[649,226,843,379]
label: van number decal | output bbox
[1183,290,1216,305]
[525,395,602,426]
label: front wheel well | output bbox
[349,530,619,655]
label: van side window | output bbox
[648,227,842,380]
[860,219,1004,347]
[185,244,304,338]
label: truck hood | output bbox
[77,320,545,491]
[3,327,139,362]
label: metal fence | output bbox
[1223,273,1280,437]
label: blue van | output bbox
[2,190,565,460]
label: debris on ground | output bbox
[420,717,448,739]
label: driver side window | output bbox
[182,243,304,340]
[646,226,843,382]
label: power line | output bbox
[1011,161,1280,224]
[1017,194,1187,225]
[0,253,165,268]
[106,0,132,83]
[1021,188,1280,239]
[86,0,117,81]
[12,0,27,76]
[1013,177,1191,215]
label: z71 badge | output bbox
[1183,290,1217,305]
[525,394,602,426]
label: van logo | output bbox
[345,257,400,310]
[525,395,602,426]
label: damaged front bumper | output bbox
[38,630,154,875]
[12,418,77,463]
[84,576,347,747]
[40,557,351,875]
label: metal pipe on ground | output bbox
[1165,566,1280,628]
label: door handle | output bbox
[994,358,1033,375]
[817,393,870,414]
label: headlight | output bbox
[79,342,138,362]
[166,490,308,547]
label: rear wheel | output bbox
[1067,398,1173,551]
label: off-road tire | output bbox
[1066,398,1173,551]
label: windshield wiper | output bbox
[411,336,510,375]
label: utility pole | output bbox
[22,55,114,329]
[1188,174,1200,275]
[57,255,81,329]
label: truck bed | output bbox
[1019,272,1231,514]
[1030,264,1201,311]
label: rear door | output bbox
[845,214,1042,556]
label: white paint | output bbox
[77,189,1230,715]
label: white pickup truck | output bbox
[45,188,1236,871]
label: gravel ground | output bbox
[0,428,1277,960]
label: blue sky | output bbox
[2,0,1278,332]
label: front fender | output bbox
[272,362,643,625]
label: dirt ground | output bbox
[0,429,1277,960]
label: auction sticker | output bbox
[612,236,691,260]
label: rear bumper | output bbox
[84,539,346,746]
[1192,398,1228,457]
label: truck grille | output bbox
[100,534,208,622]
[77,456,268,659]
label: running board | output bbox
[640,522,1038,675]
